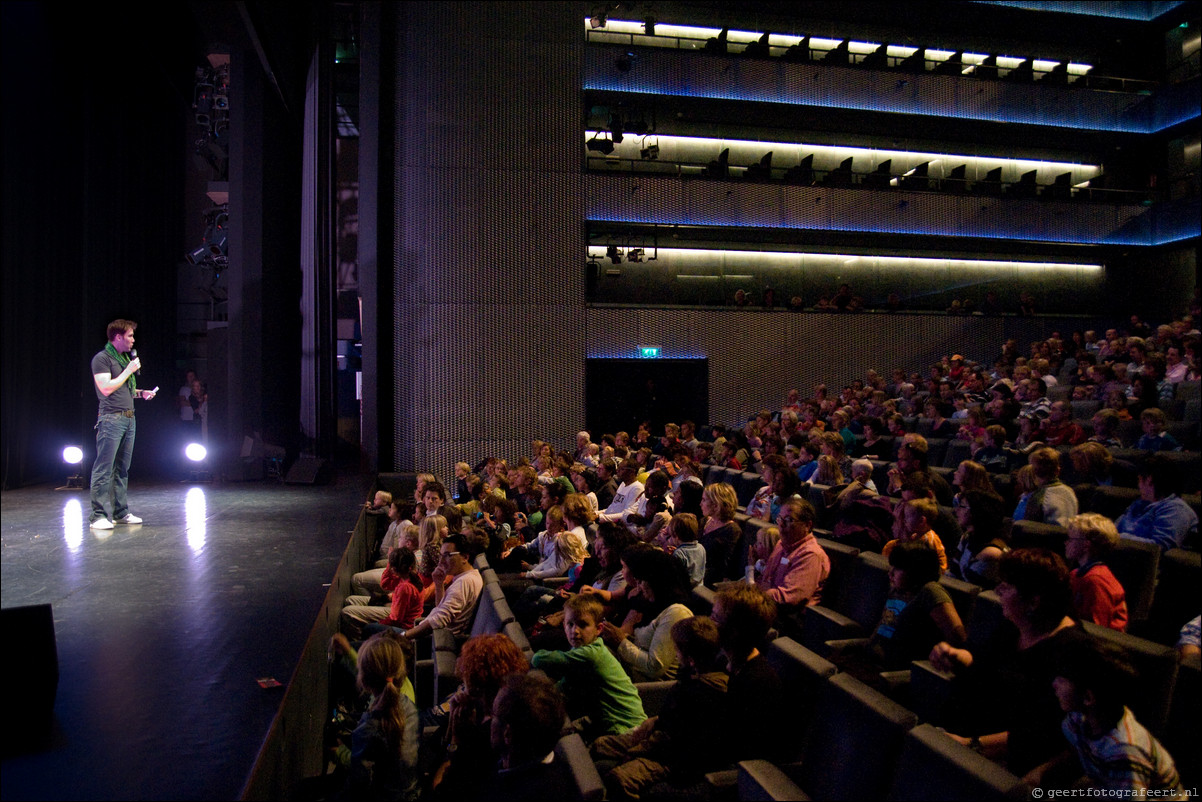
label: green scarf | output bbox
[105,342,137,395]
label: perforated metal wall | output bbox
[585,307,1108,427]
[390,3,585,478]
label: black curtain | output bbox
[2,3,190,488]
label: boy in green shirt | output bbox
[531,595,646,739]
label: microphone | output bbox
[131,348,142,375]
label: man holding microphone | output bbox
[90,319,157,529]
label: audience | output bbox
[337,309,1199,796]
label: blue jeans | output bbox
[90,413,136,522]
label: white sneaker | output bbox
[115,514,143,525]
[91,518,114,530]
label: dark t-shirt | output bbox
[92,349,134,414]
[872,581,953,669]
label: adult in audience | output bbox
[888,435,954,506]
[951,489,1009,588]
[600,546,693,682]
[475,672,575,802]
[711,584,784,762]
[1115,455,1199,551]
[931,548,1086,780]
[748,497,830,608]
[698,482,743,585]
[433,633,530,797]
[400,533,483,641]
[597,460,645,526]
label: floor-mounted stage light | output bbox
[57,446,86,490]
[185,442,213,483]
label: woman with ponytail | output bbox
[349,633,420,801]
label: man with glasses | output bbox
[401,533,483,640]
[754,498,830,608]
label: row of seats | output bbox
[735,633,1198,799]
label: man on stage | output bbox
[90,319,156,530]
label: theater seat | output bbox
[802,551,891,654]
[886,723,1030,801]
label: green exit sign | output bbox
[639,346,661,359]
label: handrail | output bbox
[583,156,1158,203]
[584,29,1161,93]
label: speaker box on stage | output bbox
[284,456,329,485]
[2,604,58,753]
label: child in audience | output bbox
[342,633,420,802]
[1065,513,1128,632]
[416,513,447,592]
[530,595,647,739]
[1027,637,1182,792]
[1135,407,1181,451]
[883,497,948,571]
[341,547,425,638]
[665,513,706,587]
[364,490,392,514]
[747,525,781,582]
[591,616,731,799]
[869,540,965,668]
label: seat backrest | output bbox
[833,551,892,629]
[1008,519,1067,553]
[1081,622,1179,737]
[886,723,1029,801]
[1084,485,1140,519]
[1147,548,1202,643]
[502,620,534,659]
[736,471,766,507]
[965,590,1014,653]
[798,672,918,800]
[1109,537,1160,623]
[816,537,859,605]
[938,574,981,625]
[763,637,837,762]
[553,732,606,801]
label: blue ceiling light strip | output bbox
[972,1,1185,21]
[584,211,1199,247]
[583,51,1200,134]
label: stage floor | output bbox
[0,475,370,801]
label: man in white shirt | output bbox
[402,533,483,639]
[597,460,644,525]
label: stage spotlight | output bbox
[606,245,622,265]
[586,134,615,155]
[644,17,656,35]
[186,244,210,266]
[640,144,659,160]
[208,231,228,258]
[590,11,607,28]
[627,248,644,263]
[58,446,85,490]
[186,443,208,462]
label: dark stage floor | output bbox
[0,475,370,801]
